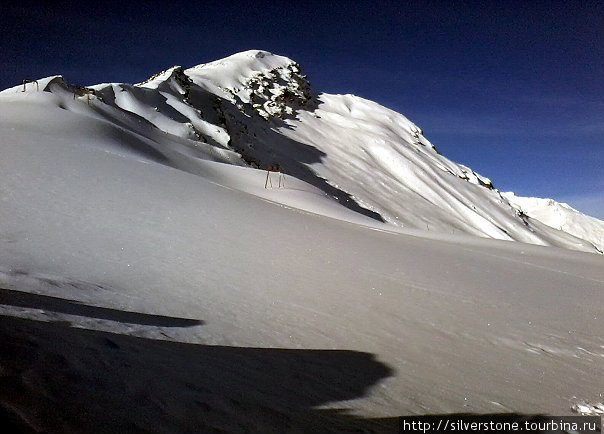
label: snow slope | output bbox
[4,50,600,253]
[184,50,601,253]
[1,51,603,432]
[503,192,604,253]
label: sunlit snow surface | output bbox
[1,51,603,432]
[503,192,604,253]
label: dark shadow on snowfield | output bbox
[0,297,590,433]
[0,310,393,433]
[0,288,203,327]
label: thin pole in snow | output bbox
[74,88,94,105]
[22,79,39,92]
[265,164,283,189]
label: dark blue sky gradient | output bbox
[3,0,603,216]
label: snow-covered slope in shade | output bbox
[502,192,604,253]
[1,50,600,254]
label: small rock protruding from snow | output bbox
[571,401,604,416]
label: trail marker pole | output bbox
[22,79,39,92]
[264,164,283,189]
[74,88,94,105]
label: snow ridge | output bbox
[1,49,602,253]
[503,192,604,253]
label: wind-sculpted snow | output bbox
[2,49,600,252]
[503,192,604,253]
[1,50,604,431]
[1,111,603,429]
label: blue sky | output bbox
[3,0,603,217]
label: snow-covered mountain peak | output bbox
[1,50,602,253]
[3,47,604,432]
[502,192,604,252]
[186,50,312,119]
[187,50,295,85]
